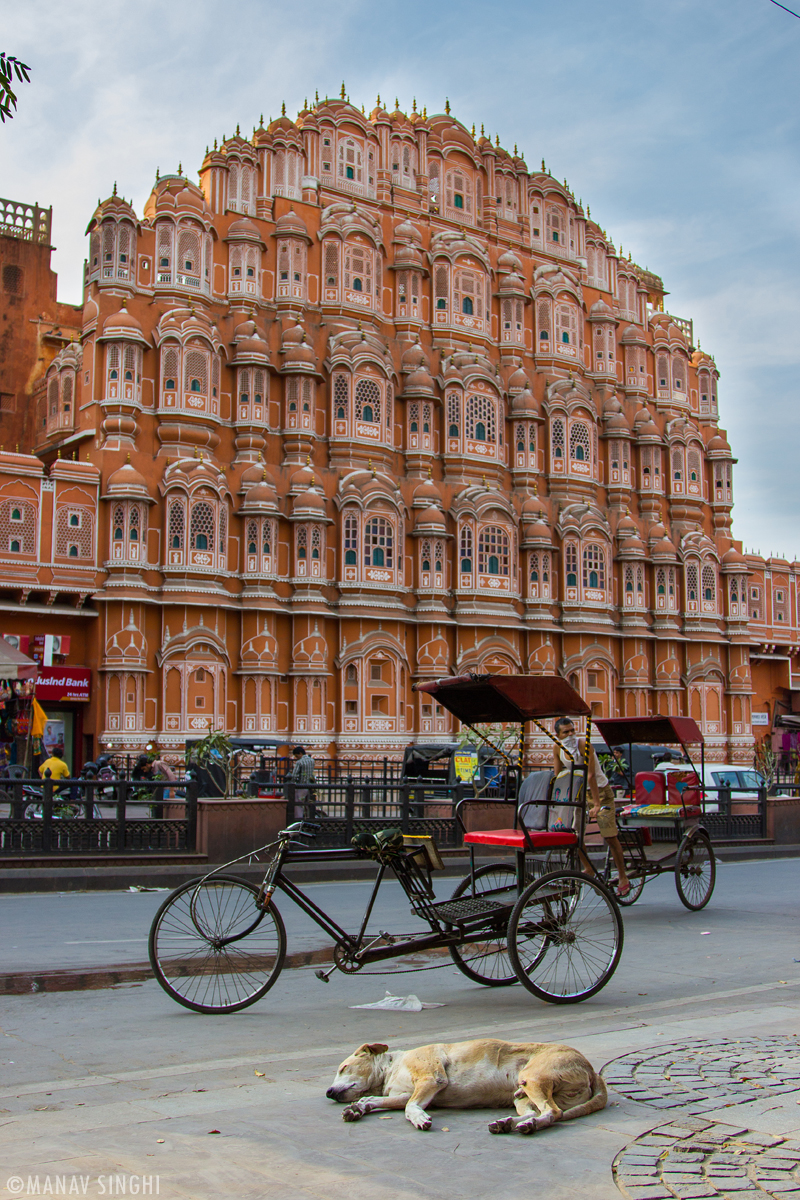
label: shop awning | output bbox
[0,639,38,681]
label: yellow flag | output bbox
[31,698,48,738]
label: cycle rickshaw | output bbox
[148,674,623,1013]
[593,715,716,910]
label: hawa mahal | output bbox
[0,89,792,766]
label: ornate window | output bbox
[608,439,630,486]
[407,401,432,452]
[582,544,606,593]
[671,446,685,494]
[555,304,579,359]
[434,263,449,317]
[190,502,214,553]
[331,372,349,438]
[528,551,551,599]
[714,462,733,505]
[459,524,474,584]
[655,566,678,613]
[0,499,36,556]
[42,364,77,436]
[160,344,180,409]
[551,417,566,473]
[91,219,136,283]
[55,506,93,561]
[275,238,306,301]
[323,239,341,301]
[272,148,303,200]
[565,542,579,592]
[702,563,717,611]
[391,141,416,190]
[546,205,566,249]
[656,353,671,398]
[237,367,269,425]
[337,136,366,195]
[109,501,145,564]
[343,512,359,572]
[419,538,445,590]
[687,445,703,497]
[465,393,498,456]
[395,268,421,320]
[686,563,699,612]
[640,446,662,492]
[536,298,552,349]
[569,421,592,475]
[244,516,276,575]
[286,376,314,431]
[446,393,461,450]
[453,267,486,332]
[478,525,511,588]
[364,516,393,569]
[166,498,185,565]
[530,199,543,244]
[444,167,474,224]
[593,323,616,374]
[501,297,524,345]
[228,160,255,214]
[229,242,260,298]
[514,422,536,470]
[343,240,376,310]
[295,523,324,579]
[625,342,647,389]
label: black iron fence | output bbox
[0,778,198,855]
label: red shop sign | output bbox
[34,667,91,703]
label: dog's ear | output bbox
[356,1042,389,1056]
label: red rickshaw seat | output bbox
[463,828,578,849]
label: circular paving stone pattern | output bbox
[603,1037,800,1114]
[613,1117,800,1200]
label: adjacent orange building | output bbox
[0,94,792,766]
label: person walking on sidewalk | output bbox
[288,745,317,819]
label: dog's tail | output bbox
[559,1070,607,1122]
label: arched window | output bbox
[343,241,373,305]
[354,378,382,432]
[459,525,473,575]
[702,564,716,605]
[686,563,699,603]
[190,502,214,554]
[364,517,394,570]
[434,264,449,312]
[183,348,208,401]
[168,501,184,554]
[551,417,565,467]
[478,526,510,577]
[333,374,349,426]
[343,513,358,566]
[582,544,605,591]
[565,543,578,588]
[462,296,473,315]
[465,394,496,447]
[444,168,474,223]
[447,394,461,442]
[569,422,591,465]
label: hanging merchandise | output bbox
[31,699,48,739]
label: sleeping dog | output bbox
[326,1038,606,1133]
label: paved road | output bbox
[1,858,799,1198]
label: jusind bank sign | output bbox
[34,667,91,702]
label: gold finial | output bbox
[445,98,451,115]
[15,443,19,453]
[177,162,182,176]
[361,104,365,114]
[193,447,199,458]
[428,464,433,479]
[236,123,240,135]
[514,143,518,155]
[532,481,538,495]
[306,454,311,465]
[126,452,131,463]
[310,474,315,486]
[112,181,117,196]
[369,459,377,477]
[213,138,217,150]
[587,205,591,217]
[280,102,286,117]
[315,90,319,103]
[340,81,346,99]
[57,448,61,459]
[495,135,500,147]
[394,97,399,109]
[412,97,417,112]
[541,158,546,171]
[471,123,476,137]
[481,123,485,136]
[376,93,381,107]
[259,114,264,127]
[482,474,487,488]
[72,450,76,461]
[155,167,160,181]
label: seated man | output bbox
[552,718,630,898]
[38,744,71,789]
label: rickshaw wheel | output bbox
[149,875,286,1013]
[448,864,519,986]
[675,831,716,911]
[507,870,623,1004]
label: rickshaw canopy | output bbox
[413,674,590,725]
[594,715,704,748]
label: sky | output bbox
[2,0,799,557]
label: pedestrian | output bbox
[288,745,316,819]
[552,718,631,898]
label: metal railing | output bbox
[0,778,198,856]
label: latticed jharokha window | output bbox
[56,507,93,559]
[344,242,373,295]
[184,348,208,396]
[355,379,381,425]
[454,270,481,318]
[478,526,510,577]
[364,517,393,569]
[565,543,578,588]
[435,264,449,310]
[686,563,699,603]
[569,422,591,463]
[582,544,605,590]
[324,240,340,288]
[0,500,35,554]
[344,513,358,565]
[702,564,716,604]
[460,526,473,574]
[551,418,565,460]
[447,394,460,438]
[333,374,349,420]
[190,502,214,552]
[168,501,185,550]
[466,394,496,442]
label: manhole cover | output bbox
[614,1117,800,1199]
[603,1036,800,1113]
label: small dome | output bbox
[617,512,638,538]
[722,546,748,566]
[104,461,150,499]
[275,209,310,238]
[603,396,622,415]
[289,464,315,492]
[511,388,537,416]
[633,406,652,425]
[606,413,630,433]
[401,339,427,371]
[176,186,205,212]
[240,461,268,487]
[620,534,646,553]
[497,248,523,273]
[394,219,422,243]
[101,303,147,342]
[413,478,442,506]
[590,298,615,319]
[292,487,326,514]
[404,365,435,396]
[637,419,661,440]
[394,242,424,269]
[281,321,315,365]
[507,364,530,393]
[521,495,546,519]
[707,434,731,453]
[651,536,677,558]
[227,216,263,242]
[416,505,447,529]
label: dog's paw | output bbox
[516,1118,538,1135]
[488,1116,516,1135]
[407,1113,432,1130]
[341,1104,364,1122]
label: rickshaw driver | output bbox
[553,718,631,898]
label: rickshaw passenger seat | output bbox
[463,828,578,849]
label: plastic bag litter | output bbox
[128,885,169,893]
[349,990,446,1012]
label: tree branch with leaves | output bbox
[0,53,31,123]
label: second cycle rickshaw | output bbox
[148,674,624,1013]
